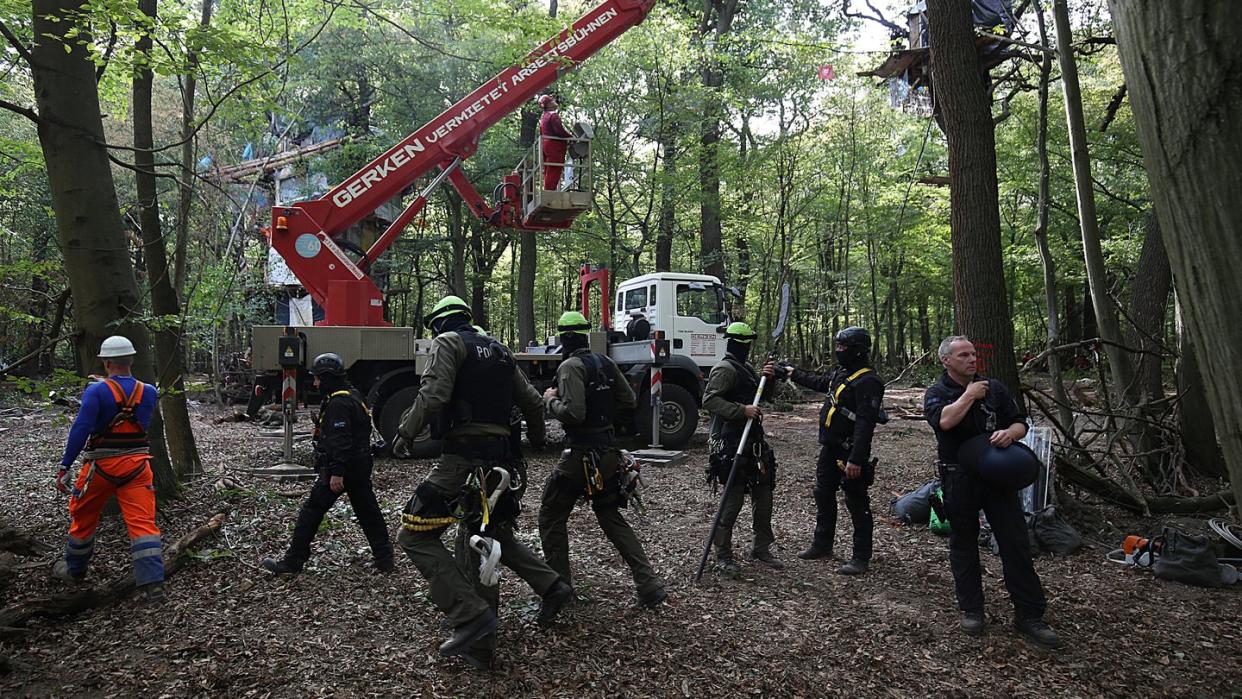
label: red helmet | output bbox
[538,94,556,109]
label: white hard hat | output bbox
[98,335,137,358]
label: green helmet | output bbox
[723,321,757,343]
[472,324,490,337]
[556,310,592,335]
[424,295,471,329]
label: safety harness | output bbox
[80,379,151,490]
[823,367,874,430]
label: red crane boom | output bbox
[269,0,656,326]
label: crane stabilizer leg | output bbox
[362,157,463,268]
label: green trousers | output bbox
[714,480,775,560]
[537,447,663,598]
[398,452,560,629]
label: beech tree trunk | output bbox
[29,0,176,495]
[1110,0,1242,508]
[925,0,1021,406]
[1032,0,1074,432]
[696,0,739,284]
[1054,0,1138,405]
[1175,296,1226,478]
[134,0,201,482]
[1126,212,1171,403]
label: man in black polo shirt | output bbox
[923,336,1061,649]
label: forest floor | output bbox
[0,387,1239,697]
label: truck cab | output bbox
[612,272,728,371]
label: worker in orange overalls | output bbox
[53,335,165,602]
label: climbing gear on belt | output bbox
[581,450,606,498]
[468,534,502,587]
[619,450,646,516]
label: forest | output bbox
[0,0,1239,695]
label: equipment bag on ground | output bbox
[892,479,939,525]
[1032,505,1082,556]
[1153,527,1239,588]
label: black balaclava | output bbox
[834,345,868,371]
[560,332,590,354]
[432,312,473,336]
[726,339,752,364]
[318,372,348,396]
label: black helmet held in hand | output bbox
[834,326,872,351]
[309,352,347,377]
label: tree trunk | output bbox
[30,0,176,495]
[134,0,201,482]
[1032,0,1074,433]
[1110,0,1242,508]
[655,123,677,272]
[1054,0,1139,404]
[1126,212,1171,403]
[1175,295,1226,477]
[175,0,213,295]
[925,0,1022,406]
[696,0,739,284]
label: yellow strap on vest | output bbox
[824,367,873,429]
[328,389,371,417]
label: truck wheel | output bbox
[377,385,441,459]
[640,383,698,449]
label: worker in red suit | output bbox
[538,94,572,191]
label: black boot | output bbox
[836,559,869,576]
[1015,617,1063,649]
[796,546,833,560]
[374,556,395,573]
[960,611,985,637]
[261,557,303,576]
[439,609,499,657]
[537,580,574,627]
[636,587,667,609]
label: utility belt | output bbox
[706,438,777,490]
[564,427,615,449]
[551,446,634,511]
[442,435,509,460]
[401,458,527,533]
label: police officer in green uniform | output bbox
[393,296,573,668]
[703,321,783,573]
[538,311,666,608]
[776,327,885,575]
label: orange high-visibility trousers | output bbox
[64,453,164,585]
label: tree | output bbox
[695,0,739,284]
[17,0,177,494]
[133,0,202,479]
[925,0,1021,402]
[1109,0,1242,508]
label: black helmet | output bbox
[309,352,346,377]
[959,434,1040,491]
[834,326,872,351]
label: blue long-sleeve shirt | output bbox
[61,376,158,467]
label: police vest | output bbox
[438,330,515,435]
[86,379,149,451]
[564,350,616,439]
[717,356,763,441]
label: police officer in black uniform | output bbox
[262,352,393,575]
[777,327,884,575]
[923,335,1061,649]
